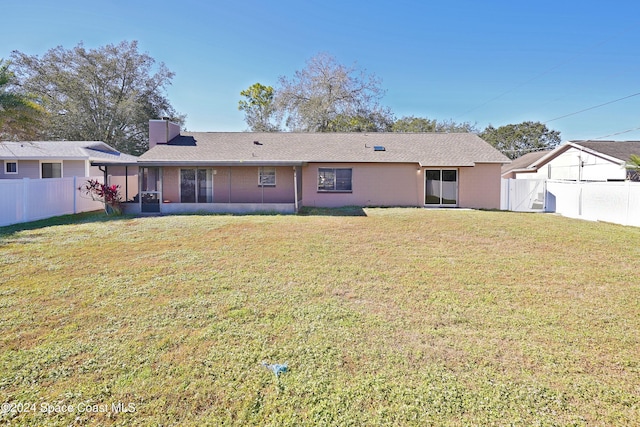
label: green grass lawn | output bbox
[1,209,638,426]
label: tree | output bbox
[238,83,280,131]
[10,41,183,154]
[0,59,45,140]
[326,111,393,132]
[392,116,478,133]
[480,121,561,160]
[627,154,640,181]
[275,53,392,132]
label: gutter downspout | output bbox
[99,166,108,213]
[293,166,299,212]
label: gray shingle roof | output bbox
[0,141,138,164]
[571,140,640,163]
[139,132,510,167]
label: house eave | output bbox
[90,160,140,167]
[0,156,90,161]
[135,160,307,167]
[501,168,538,177]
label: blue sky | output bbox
[2,0,640,141]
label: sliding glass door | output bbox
[180,169,213,203]
[425,169,458,206]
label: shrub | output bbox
[78,179,122,215]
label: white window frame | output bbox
[258,167,276,187]
[4,161,18,175]
[40,161,63,179]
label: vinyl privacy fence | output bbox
[0,177,105,227]
[502,178,640,227]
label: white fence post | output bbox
[22,178,29,224]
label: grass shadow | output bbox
[297,206,368,217]
[0,210,134,237]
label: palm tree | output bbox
[0,59,44,140]
[627,154,640,181]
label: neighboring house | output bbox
[0,140,139,200]
[123,119,509,214]
[507,140,640,181]
[501,150,551,179]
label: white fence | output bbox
[501,178,640,227]
[0,177,105,227]
[501,179,547,212]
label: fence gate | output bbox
[501,179,547,212]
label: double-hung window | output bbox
[259,167,276,187]
[318,168,352,192]
[5,161,18,175]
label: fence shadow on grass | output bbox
[0,210,133,238]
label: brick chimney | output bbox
[149,118,181,149]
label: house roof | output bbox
[526,140,640,171]
[0,141,138,164]
[501,150,551,175]
[138,132,510,167]
[569,140,640,163]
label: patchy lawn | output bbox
[0,209,638,426]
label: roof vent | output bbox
[374,145,386,151]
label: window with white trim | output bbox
[318,168,352,192]
[5,161,18,174]
[259,167,276,187]
[41,162,62,178]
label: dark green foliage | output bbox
[392,116,478,133]
[0,59,45,140]
[480,121,561,159]
[238,83,280,132]
[10,41,183,154]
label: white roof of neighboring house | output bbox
[502,140,640,177]
[531,140,640,169]
[0,141,138,164]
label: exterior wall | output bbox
[457,163,502,209]
[89,165,103,176]
[133,162,503,212]
[160,166,295,204]
[162,167,180,202]
[0,160,40,179]
[0,160,96,179]
[62,160,87,178]
[520,148,626,181]
[215,166,295,204]
[301,163,423,208]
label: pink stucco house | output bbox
[121,119,509,214]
